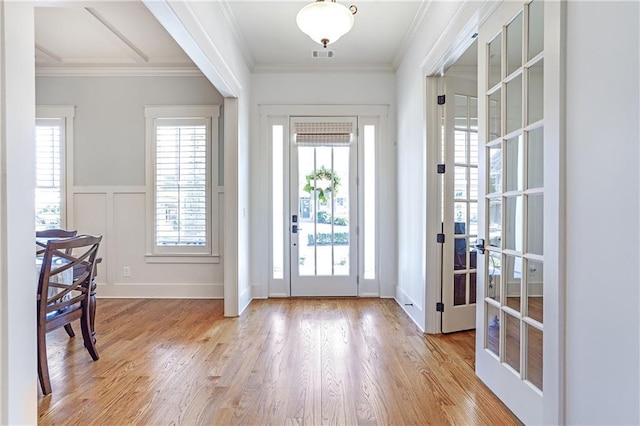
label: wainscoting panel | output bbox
[70,187,223,299]
[72,192,109,284]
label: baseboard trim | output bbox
[395,286,425,332]
[238,287,252,315]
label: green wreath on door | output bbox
[303,166,341,203]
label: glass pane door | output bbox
[476,1,549,423]
[482,2,545,392]
[442,75,479,333]
[290,117,358,297]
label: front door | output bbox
[441,75,479,333]
[290,117,358,296]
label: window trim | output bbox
[35,105,75,231]
[144,105,221,262]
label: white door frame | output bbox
[260,104,391,299]
[422,1,565,424]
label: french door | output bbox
[441,76,479,333]
[289,117,358,296]
[475,1,554,424]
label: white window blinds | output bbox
[155,120,208,247]
[35,119,63,230]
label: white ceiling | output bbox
[35,2,195,72]
[225,1,426,72]
[34,0,429,75]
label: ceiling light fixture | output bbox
[296,0,357,48]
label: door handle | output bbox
[292,215,302,233]
[474,238,485,254]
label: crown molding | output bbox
[218,0,255,70]
[392,0,432,69]
[35,65,203,77]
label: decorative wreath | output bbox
[303,166,341,203]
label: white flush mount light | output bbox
[296,0,357,48]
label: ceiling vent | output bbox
[311,50,335,59]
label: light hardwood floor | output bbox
[38,298,521,425]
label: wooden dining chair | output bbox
[36,230,102,341]
[36,229,78,337]
[37,234,102,395]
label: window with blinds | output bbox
[35,119,63,230]
[145,105,219,259]
[154,118,209,249]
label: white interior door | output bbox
[442,76,479,333]
[475,1,547,423]
[290,117,358,297]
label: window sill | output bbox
[145,254,221,264]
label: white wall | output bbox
[37,76,223,186]
[565,2,640,424]
[237,93,252,314]
[395,0,476,331]
[143,0,253,316]
[252,72,396,105]
[168,0,254,315]
[0,3,38,424]
[250,72,397,299]
[36,75,226,298]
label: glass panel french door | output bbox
[442,76,479,333]
[476,1,547,424]
[290,117,358,296]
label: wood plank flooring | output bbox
[38,298,521,425]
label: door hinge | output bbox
[357,275,359,284]
[436,302,445,312]
[437,95,446,105]
[356,226,359,236]
[437,233,445,243]
[437,164,446,174]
